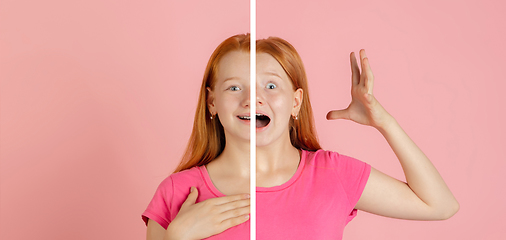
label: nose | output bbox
[255,81,267,107]
[241,88,251,107]
[241,87,265,108]
[256,90,265,106]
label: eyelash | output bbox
[266,83,277,89]
[227,83,275,91]
[228,86,241,91]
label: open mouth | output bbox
[238,114,271,128]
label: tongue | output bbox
[256,118,269,128]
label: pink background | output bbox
[1,0,505,239]
[257,0,506,239]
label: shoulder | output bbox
[303,149,371,204]
[305,149,347,161]
[152,166,203,195]
[142,166,209,228]
[170,166,203,183]
[146,166,206,210]
[164,166,204,191]
[304,149,367,169]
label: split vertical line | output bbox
[249,0,256,239]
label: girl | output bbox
[142,34,459,239]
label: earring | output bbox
[210,115,214,120]
[292,114,298,120]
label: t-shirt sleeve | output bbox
[332,152,371,222]
[142,175,174,229]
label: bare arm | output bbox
[327,50,459,220]
[146,219,166,240]
[357,117,459,220]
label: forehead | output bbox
[215,51,250,82]
[256,53,289,80]
[215,51,291,85]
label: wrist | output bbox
[374,113,397,134]
[165,223,187,240]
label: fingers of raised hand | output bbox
[350,52,360,86]
[326,109,349,120]
[359,49,374,93]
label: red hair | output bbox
[173,34,321,173]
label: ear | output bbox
[207,87,216,115]
[292,88,303,116]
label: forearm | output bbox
[146,219,185,240]
[377,115,459,218]
[164,222,191,240]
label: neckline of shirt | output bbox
[198,149,308,197]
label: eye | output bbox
[228,86,241,91]
[266,83,277,89]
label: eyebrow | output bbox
[262,71,283,79]
[223,77,241,82]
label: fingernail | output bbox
[190,187,195,192]
[245,214,250,219]
[245,194,250,199]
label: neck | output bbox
[211,133,300,177]
[256,140,300,174]
[212,140,251,177]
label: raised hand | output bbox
[165,187,250,240]
[326,50,459,221]
[326,49,392,130]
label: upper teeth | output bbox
[239,114,264,120]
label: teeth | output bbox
[239,114,266,120]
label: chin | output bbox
[254,136,270,147]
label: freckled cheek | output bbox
[267,95,294,117]
[215,95,242,113]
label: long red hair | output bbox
[173,34,321,173]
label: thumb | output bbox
[181,186,198,208]
[326,109,349,120]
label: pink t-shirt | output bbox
[142,149,371,239]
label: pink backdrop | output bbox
[257,1,506,239]
[1,0,505,239]
[0,0,248,239]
